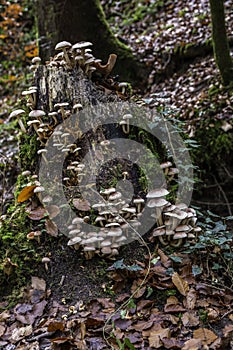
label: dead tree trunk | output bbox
[36,0,148,86]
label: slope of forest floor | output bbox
[0,0,233,349]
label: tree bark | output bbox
[35,0,148,87]
[209,0,233,85]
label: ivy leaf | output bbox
[169,255,183,263]
[192,265,203,276]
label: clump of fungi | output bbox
[9,41,201,260]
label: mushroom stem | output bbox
[18,118,27,133]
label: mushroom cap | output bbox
[32,56,41,64]
[101,246,112,255]
[34,186,45,193]
[9,109,26,118]
[173,232,187,239]
[29,110,46,118]
[152,227,166,236]
[109,192,122,201]
[123,113,133,120]
[55,41,72,50]
[42,257,51,263]
[105,222,121,228]
[175,224,191,232]
[27,119,41,126]
[101,240,112,247]
[100,187,116,195]
[133,198,145,204]
[164,210,188,221]
[147,188,169,198]
[72,41,93,50]
[83,245,96,251]
[67,236,82,245]
[121,207,136,214]
[147,198,168,208]
[160,161,172,169]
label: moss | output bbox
[19,132,39,172]
[192,120,233,173]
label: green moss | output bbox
[19,132,39,171]
[192,119,233,172]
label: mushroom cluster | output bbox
[147,188,200,247]
[67,186,145,259]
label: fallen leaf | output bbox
[10,325,32,343]
[157,249,171,267]
[148,328,171,348]
[47,321,65,332]
[46,204,60,219]
[17,186,36,202]
[73,198,90,211]
[31,276,46,291]
[193,328,218,345]
[172,272,189,296]
[185,288,197,310]
[26,206,47,220]
[181,311,200,327]
[45,217,58,236]
[182,338,202,350]
[0,324,5,337]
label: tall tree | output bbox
[209,0,233,85]
[36,0,148,87]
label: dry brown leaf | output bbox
[181,311,200,327]
[31,276,46,291]
[172,272,189,296]
[182,338,202,350]
[17,186,36,203]
[10,325,33,343]
[185,288,197,310]
[45,218,58,237]
[46,204,60,219]
[157,248,171,267]
[47,321,65,332]
[223,324,233,337]
[26,206,47,220]
[0,324,5,337]
[148,328,170,348]
[164,296,186,313]
[193,328,218,345]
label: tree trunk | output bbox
[36,0,148,87]
[209,0,233,85]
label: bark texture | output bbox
[36,0,148,86]
[209,0,233,85]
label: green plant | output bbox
[183,209,233,286]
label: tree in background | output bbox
[36,0,148,87]
[209,0,233,85]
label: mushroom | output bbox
[31,56,41,66]
[83,246,96,260]
[146,188,169,199]
[118,82,128,95]
[119,120,128,134]
[54,102,69,120]
[147,198,168,226]
[72,41,93,56]
[55,41,72,67]
[22,89,37,109]
[160,161,173,175]
[29,110,46,124]
[9,109,27,133]
[42,257,51,271]
[133,198,145,213]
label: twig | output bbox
[213,176,232,216]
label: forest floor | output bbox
[0,0,233,349]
